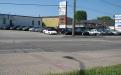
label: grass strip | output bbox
[45,64,121,75]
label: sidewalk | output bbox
[0,49,121,75]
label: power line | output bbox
[85,7,113,15]
[72,4,114,16]
[0,2,59,6]
[68,3,114,16]
[101,0,121,8]
[0,2,113,15]
[0,2,114,17]
[0,2,74,7]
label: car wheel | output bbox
[49,32,51,35]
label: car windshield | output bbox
[48,28,56,31]
[67,28,72,31]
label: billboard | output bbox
[115,15,121,31]
[59,1,67,15]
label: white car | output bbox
[88,29,101,35]
[43,29,47,33]
[43,29,57,35]
[110,30,121,35]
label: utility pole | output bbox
[72,0,76,36]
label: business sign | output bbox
[115,15,121,31]
[115,15,121,20]
[59,1,67,15]
[58,1,67,28]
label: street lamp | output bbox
[72,0,76,36]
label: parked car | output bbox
[100,29,114,35]
[0,26,2,29]
[110,30,121,35]
[59,28,66,34]
[83,29,101,36]
[29,27,34,32]
[29,27,42,32]
[64,28,83,35]
[82,29,90,35]
[34,28,43,32]
[22,27,29,31]
[22,26,33,31]
[16,26,26,30]
[9,25,19,30]
[1,25,11,30]
[43,28,57,35]
[64,28,72,35]
[75,27,83,35]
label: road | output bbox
[0,30,121,54]
[0,30,121,75]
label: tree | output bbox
[42,22,46,28]
[75,10,87,22]
[97,16,114,26]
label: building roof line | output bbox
[0,14,42,18]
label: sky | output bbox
[0,0,121,19]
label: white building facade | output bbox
[115,14,121,32]
[0,14,42,28]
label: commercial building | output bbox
[42,16,59,28]
[78,20,107,29]
[42,17,110,29]
[0,14,42,28]
[1,14,110,30]
[42,16,72,28]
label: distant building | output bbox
[59,20,107,29]
[0,14,114,30]
[0,14,42,27]
[42,16,59,28]
[76,20,109,29]
[42,16,72,28]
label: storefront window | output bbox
[32,20,34,25]
[3,18,6,24]
[38,21,40,25]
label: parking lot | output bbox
[0,30,121,53]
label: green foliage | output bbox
[45,71,80,75]
[46,64,121,75]
[42,22,47,28]
[75,10,87,22]
[97,16,114,26]
[86,64,121,75]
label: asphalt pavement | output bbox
[0,30,121,53]
[0,30,121,75]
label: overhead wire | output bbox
[0,2,59,6]
[101,0,121,8]
[0,2,115,16]
[68,4,113,16]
